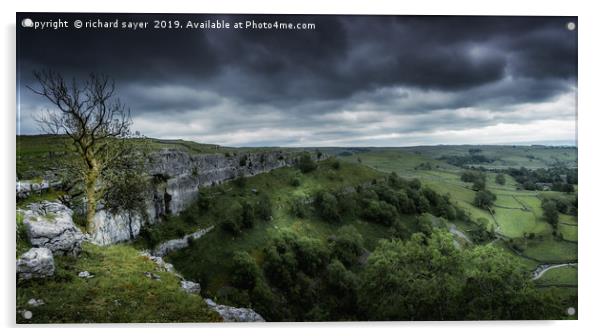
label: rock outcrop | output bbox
[17,149,324,247]
[16,248,55,280]
[89,210,143,246]
[147,149,299,217]
[22,201,84,256]
[204,299,265,322]
[152,226,214,257]
[141,249,264,322]
[180,280,201,294]
[16,180,58,200]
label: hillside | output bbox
[16,242,221,323]
[16,136,577,322]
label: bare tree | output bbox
[28,70,136,232]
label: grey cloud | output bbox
[17,13,577,146]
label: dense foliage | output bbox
[215,228,562,321]
[191,172,562,321]
[507,167,577,192]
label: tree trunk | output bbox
[85,166,99,233]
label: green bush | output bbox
[233,175,246,188]
[294,237,330,276]
[542,199,559,227]
[396,190,416,214]
[239,155,248,167]
[314,191,341,223]
[290,177,301,187]
[474,189,496,209]
[290,196,309,218]
[298,153,317,173]
[330,225,364,266]
[324,260,359,317]
[256,194,273,220]
[220,201,244,235]
[361,200,398,227]
[197,189,212,211]
[241,200,256,228]
[409,178,422,189]
[231,251,261,290]
[263,237,298,290]
[495,173,506,185]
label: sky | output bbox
[17,13,578,147]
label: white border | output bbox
[2,1,601,335]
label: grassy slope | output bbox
[16,140,578,320]
[343,148,578,313]
[398,145,577,169]
[535,265,578,286]
[166,158,385,294]
[340,148,578,271]
[16,135,296,180]
[16,243,220,324]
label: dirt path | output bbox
[532,263,577,280]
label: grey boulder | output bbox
[16,248,55,280]
[23,201,84,256]
[180,280,201,294]
[204,299,265,322]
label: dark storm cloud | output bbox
[17,13,577,146]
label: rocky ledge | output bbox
[152,226,215,257]
[22,201,84,256]
[204,299,265,322]
[141,249,265,322]
[17,248,55,280]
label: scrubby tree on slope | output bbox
[29,70,142,232]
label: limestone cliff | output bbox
[147,149,297,218]
[89,148,320,245]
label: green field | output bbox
[535,265,578,287]
[339,147,578,264]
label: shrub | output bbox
[331,160,341,170]
[239,155,248,167]
[330,225,364,266]
[233,175,246,188]
[474,189,496,209]
[396,190,416,214]
[241,200,256,228]
[290,196,309,218]
[324,260,359,317]
[221,201,244,235]
[295,237,330,276]
[461,170,487,190]
[470,217,494,243]
[315,191,341,223]
[197,189,212,211]
[298,153,317,173]
[256,194,273,220]
[263,235,298,289]
[387,172,405,189]
[336,191,357,217]
[361,200,398,227]
[409,178,422,190]
[290,177,301,187]
[495,173,506,185]
[542,199,559,227]
[231,251,261,290]
[407,189,430,213]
